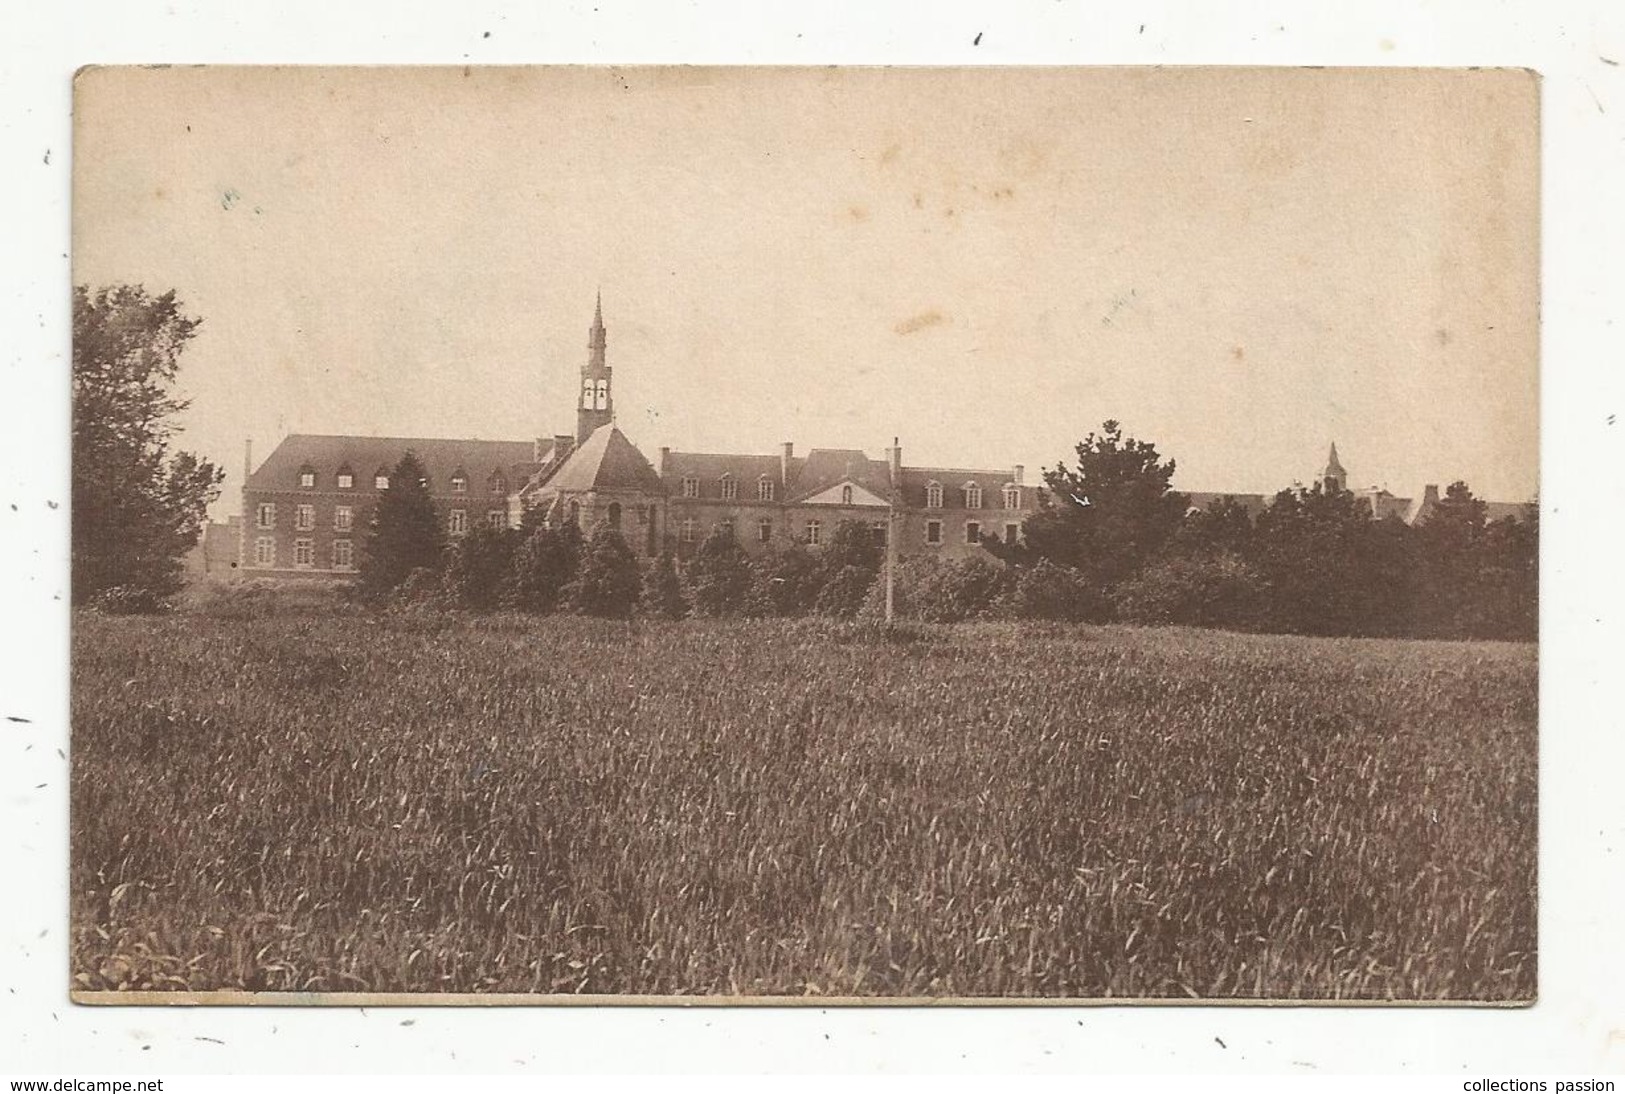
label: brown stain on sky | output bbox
[895,310,946,336]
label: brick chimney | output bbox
[781,441,794,486]
[885,437,902,486]
[1012,464,1025,485]
[659,446,671,476]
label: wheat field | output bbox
[70,612,1537,1000]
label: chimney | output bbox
[1422,484,1440,506]
[659,446,671,474]
[886,436,902,485]
[1012,464,1024,485]
[781,441,794,485]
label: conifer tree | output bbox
[361,451,444,599]
[569,522,641,619]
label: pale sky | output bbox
[72,66,1539,514]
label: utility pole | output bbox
[884,500,897,625]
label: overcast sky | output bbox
[73,65,1538,512]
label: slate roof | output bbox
[895,466,1031,510]
[661,452,790,499]
[247,434,544,496]
[786,449,897,504]
[524,423,663,498]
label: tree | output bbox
[72,284,224,607]
[641,552,689,620]
[360,451,444,599]
[504,521,584,613]
[442,523,516,611]
[685,526,753,616]
[569,522,641,619]
[1022,420,1188,587]
[744,545,822,617]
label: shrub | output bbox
[641,552,689,620]
[88,584,170,616]
[1112,551,1264,629]
[992,559,1109,622]
[568,524,641,620]
[685,529,753,617]
[744,546,822,618]
[504,523,583,613]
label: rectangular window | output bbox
[680,518,698,543]
[337,472,354,490]
[293,538,314,568]
[1004,486,1021,509]
[299,471,315,488]
[334,505,353,532]
[451,475,468,493]
[375,474,389,490]
[721,477,738,501]
[682,476,699,498]
[295,504,315,531]
[965,520,981,544]
[926,483,943,509]
[964,485,983,510]
[449,509,468,535]
[254,536,275,566]
[806,520,822,546]
[926,519,943,545]
[255,503,275,529]
[1005,523,1020,544]
[332,539,353,569]
[487,509,506,530]
[758,479,774,502]
[757,518,773,544]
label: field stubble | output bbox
[70,613,1536,1000]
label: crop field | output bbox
[70,611,1537,1000]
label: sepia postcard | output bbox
[69,65,1538,1005]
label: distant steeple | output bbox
[578,291,613,443]
[1322,442,1348,492]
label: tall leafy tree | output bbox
[1022,420,1188,587]
[505,521,583,612]
[72,285,224,606]
[686,526,753,616]
[442,523,516,611]
[360,451,443,598]
[569,523,641,619]
[641,551,689,620]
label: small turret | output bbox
[1322,442,1348,492]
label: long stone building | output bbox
[238,297,1039,578]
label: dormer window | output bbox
[926,481,943,509]
[758,475,774,502]
[374,470,390,490]
[963,482,983,510]
[681,476,699,499]
[1003,485,1021,509]
[336,467,354,490]
[450,471,468,494]
[720,474,738,501]
[841,485,854,505]
[489,471,507,496]
[298,466,316,489]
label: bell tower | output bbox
[578,291,613,443]
[1321,442,1348,493]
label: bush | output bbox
[88,584,171,616]
[813,564,877,619]
[992,559,1109,622]
[685,529,753,617]
[568,524,641,620]
[1112,552,1264,629]
[744,546,823,618]
[642,553,689,620]
[504,523,583,613]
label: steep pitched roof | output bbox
[530,423,663,496]
[787,448,896,503]
[248,434,542,495]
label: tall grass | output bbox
[70,613,1536,999]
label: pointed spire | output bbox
[592,288,604,331]
[1325,441,1346,476]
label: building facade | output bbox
[240,297,1040,577]
[237,299,1529,580]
